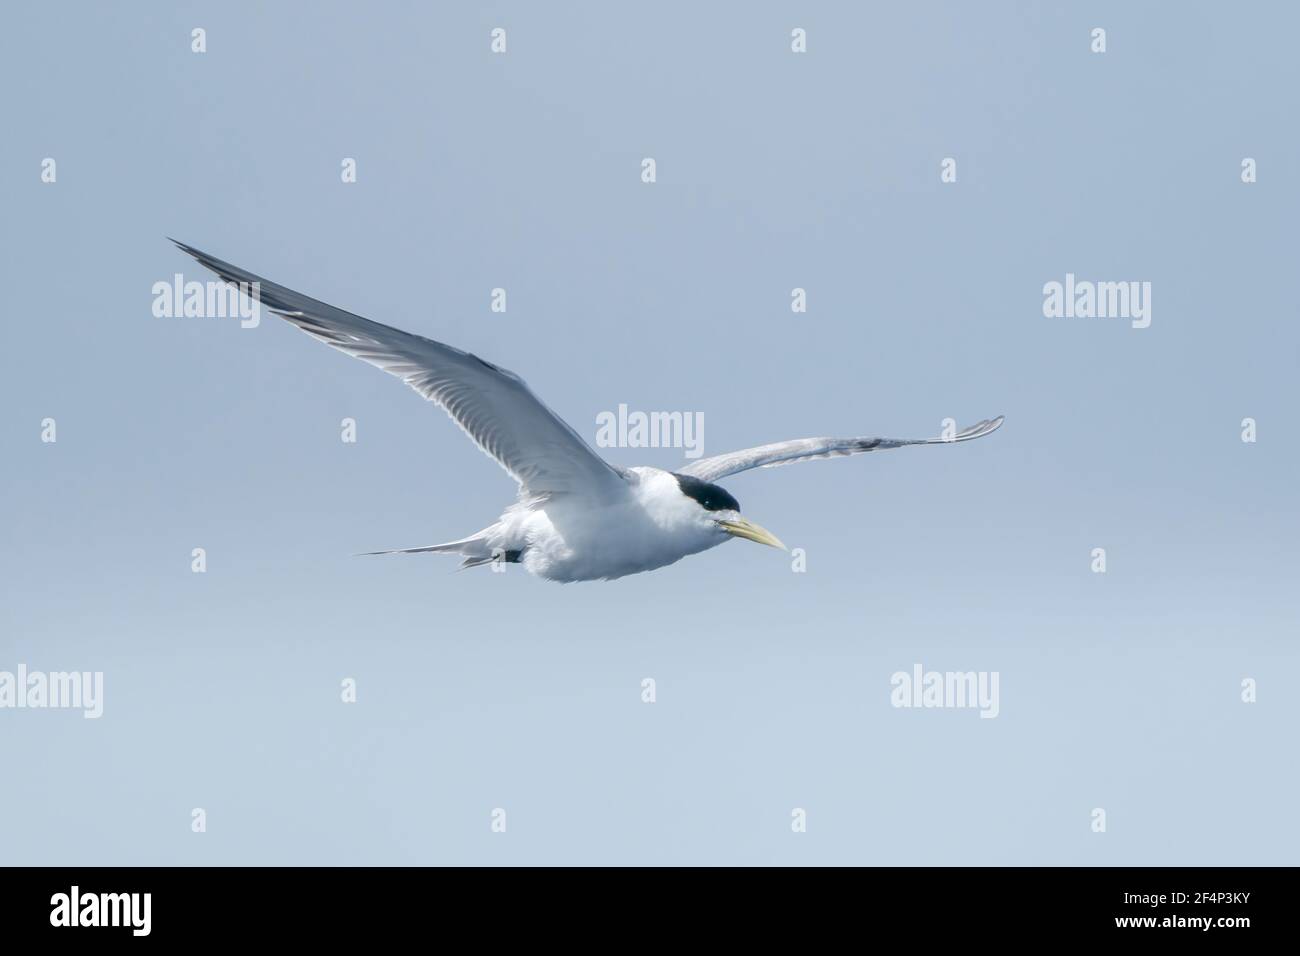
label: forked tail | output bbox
[357,530,495,569]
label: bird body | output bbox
[471,467,739,582]
[172,240,1003,583]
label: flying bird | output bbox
[172,240,1003,582]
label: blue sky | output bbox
[1,1,1296,864]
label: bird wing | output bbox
[173,240,627,499]
[676,416,1004,483]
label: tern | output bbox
[173,240,1003,582]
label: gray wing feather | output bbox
[677,417,1004,483]
[172,240,625,499]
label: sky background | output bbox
[2,1,1296,865]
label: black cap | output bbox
[670,473,740,513]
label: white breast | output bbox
[501,467,726,582]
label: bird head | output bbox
[671,473,787,551]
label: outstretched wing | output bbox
[677,417,1004,483]
[172,240,626,499]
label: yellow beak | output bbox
[718,517,787,551]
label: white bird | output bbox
[173,240,1003,582]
